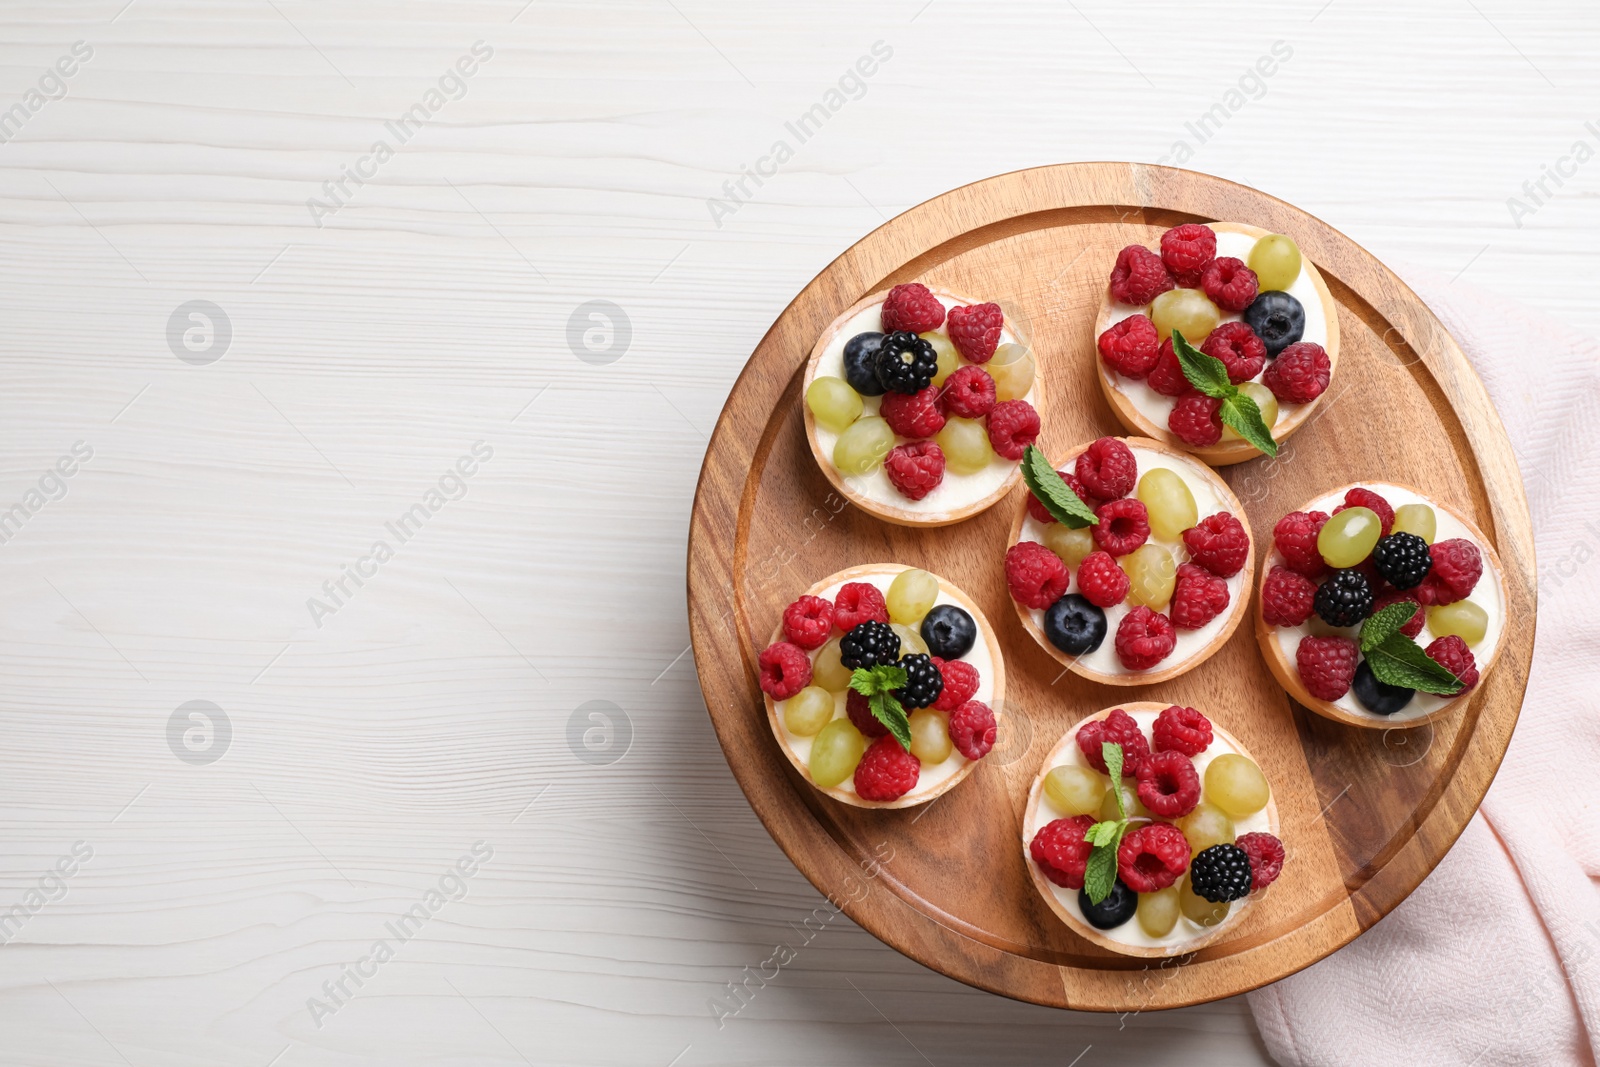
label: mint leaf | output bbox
[869,691,913,750]
[1102,742,1125,815]
[1219,390,1280,458]
[1365,632,1465,695]
[1361,601,1419,653]
[1021,445,1097,528]
[1085,819,1122,847]
[1171,330,1233,399]
[849,665,906,697]
[1083,828,1122,905]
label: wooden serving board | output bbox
[685,163,1535,1011]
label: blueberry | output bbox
[920,604,976,660]
[1242,291,1305,357]
[842,332,887,396]
[1351,660,1414,716]
[1077,879,1137,930]
[1042,594,1106,657]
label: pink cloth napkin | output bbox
[1248,268,1600,1066]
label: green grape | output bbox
[1176,802,1235,856]
[783,686,835,736]
[1428,601,1488,647]
[923,332,959,388]
[908,709,953,764]
[812,638,852,692]
[1221,382,1278,441]
[887,568,939,625]
[1099,781,1151,821]
[1043,765,1106,816]
[806,376,862,433]
[1205,754,1269,817]
[1151,288,1221,345]
[1317,506,1381,568]
[989,343,1035,401]
[833,416,894,475]
[1137,468,1198,541]
[810,718,868,788]
[1137,886,1181,938]
[1043,524,1095,569]
[1121,544,1177,610]
[937,417,994,474]
[1393,503,1437,544]
[890,623,929,657]
[1179,878,1231,926]
[1248,234,1302,292]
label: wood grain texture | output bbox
[688,163,1536,1011]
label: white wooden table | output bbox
[0,1,1593,1063]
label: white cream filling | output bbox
[1268,484,1506,722]
[811,295,1033,514]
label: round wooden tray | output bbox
[686,163,1536,1011]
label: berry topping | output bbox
[853,735,921,801]
[781,595,835,650]
[1242,290,1306,357]
[945,302,1004,363]
[1042,594,1107,656]
[874,331,940,395]
[1182,512,1250,578]
[758,641,812,700]
[1006,541,1070,609]
[1171,562,1230,630]
[879,386,946,439]
[1092,497,1152,557]
[1159,224,1218,287]
[941,365,996,419]
[1189,844,1253,903]
[841,332,887,396]
[1168,395,1223,447]
[1030,815,1096,889]
[948,699,997,760]
[1135,750,1203,819]
[1152,705,1212,757]
[833,582,890,630]
[1117,822,1191,893]
[1200,321,1267,384]
[1333,488,1395,536]
[1262,566,1319,627]
[919,604,976,660]
[1076,708,1149,776]
[883,441,945,501]
[1263,342,1330,404]
[1273,510,1331,578]
[1075,437,1138,501]
[1417,539,1482,606]
[985,399,1041,460]
[1351,660,1414,716]
[1109,244,1175,306]
[1077,550,1130,608]
[1372,589,1426,638]
[1146,338,1191,396]
[845,689,889,738]
[1296,635,1359,701]
[894,653,944,710]
[880,282,945,334]
[1028,469,1095,525]
[1098,314,1162,379]
[1078,880,1137,930]
[1314,568,1375,628]
[1235,832,1285,893]
[1114,607,1177,671]
[1372,532,1431,590]
[838,619,899,670]
[1424,635,1480,693]
[930,657,980,711]
[1202,256,1260,313]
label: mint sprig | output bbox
[1360,601,1419,653]
[1020,445,1098,528]
[1357,601,1464,695]
[849,665,911,749]
[1082,742,1130,905]
[1171,330,1279,457]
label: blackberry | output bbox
[920,604,976,660]
[874,331,939,395]
[1242,290,1305,357]
[1351,659,1414,716]
[1043,593,1107,656]
[839,620,900,671]
[1372,532,1431,591]
[1077,879,1137,929]
[842,332,887,397]
[1313,569,1374,628]
[1188,843,1253,903]
[894,653,944,709]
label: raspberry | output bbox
[1147,339,1191,396]
[1027,469,1095,525]
[1076,708,1149,775]
[948,699,997,760]
[1261,565,1318,627]
[1182,511,1249,578]
[1372,589,1425,638]
[1201,321,1267,384]
[1159,224,1217,288]
[1109,244,1175,306]
[941,365,995,419]
[1135,750,1203,820]
[1296,635,1358,701]
[930,657,979,711]
[1151,705,1212,757]
[946,302,1003,363]
[758,641,812,700]
[1171,562,1230,630]
[1098,314,1162,379]
[1075,436,1138,501]
[781,595,834,650]
[1424,635,1480,692]
[1235,832,1285,892]
[880,386,946,439]
[1030,815,1095,889]
[833,582,889,630]
[880,282,945,334]
[1274,510,1331,578]
[1115,607,1176,671]
[1417,539,1482,606]
[853,735,920,801]
[1168,395,1222,447]
[1092,497,1151,557]
[1077,550,1129,608]
[846,689,888,738]
[1202,256,1259,313]
[884,441,945,501]
[1117,823,1191,893]
[1263,342,1331,405]
[1333,488,1395,537]
[1005,540,1069,609]
[985,399,1040,460]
